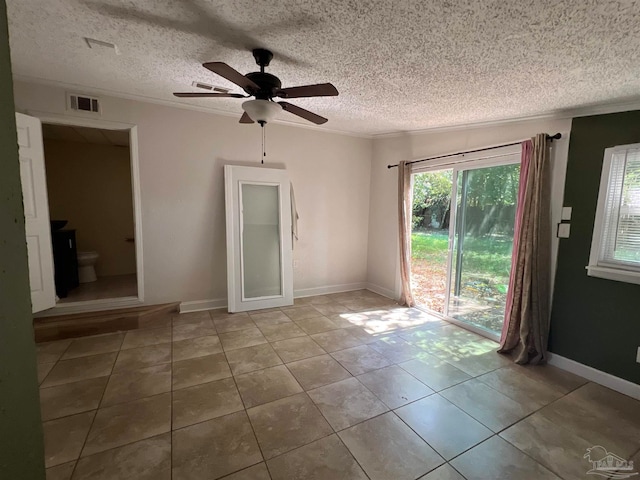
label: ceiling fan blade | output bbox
[278,102,328,125]
[239,112,254,124]
[203,62,260,92]
[173,92,247,98]
[276,83,338,99]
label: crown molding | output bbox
[13,74,640,140]
[372,99,640,139]
[11,74,373,140]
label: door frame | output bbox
[411,145,521,341]
[28,110,144,314]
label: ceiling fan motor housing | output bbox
[245,72,282,99]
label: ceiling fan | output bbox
[174,49,338,125]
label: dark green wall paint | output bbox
[0,1,46,477]
[550,111,640,385]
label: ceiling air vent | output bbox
[67,93,101,114]
[192,81,229,93]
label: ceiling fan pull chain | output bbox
[261,121,266,164]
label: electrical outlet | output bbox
[557,223,571,238]
[561,207,572,221]
[636,347,640,364]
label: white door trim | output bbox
[28,110,145,308]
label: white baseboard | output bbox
[365,282,397,300]
[547,353,640,400]
[294,282,368,298]
[179,282,373,313]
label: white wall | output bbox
[13,81,373,305]
[367,118,573,299]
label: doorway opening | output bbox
[42,123,140,306]
[411,151,520,339]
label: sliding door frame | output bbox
[411,145,521,340]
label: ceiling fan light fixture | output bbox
[242,99,282,124]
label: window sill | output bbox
[585,265,640,286]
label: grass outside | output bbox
[411,230,513,332]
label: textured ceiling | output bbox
[7,0,640,135]
[42,124,130,146]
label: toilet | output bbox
[77,251,99,283]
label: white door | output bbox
[225,165,293,312]
[16,113,56,313]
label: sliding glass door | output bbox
[411,153,520,338]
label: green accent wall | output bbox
[550,111,640,385]
[0,1,46,477]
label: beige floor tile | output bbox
[247,393,333,459]
[294,316,340,335]
[37,339,72,364]
[307,377,388,430]
[172,319,217,342]
[43,411,95,467]
[271,336,326,362]
[172,411,262,480]
[294,295,333,305]
[101,363,171,407]
[172,353,231,390]
[443,349,512,377]
[267,434,368,480]
[172,335,222,361]
[477,367,565,410]
[344,326,385,344]
[41,353,116,387]
[310,329,362,352]
[219,327,268,351]
[282,306,323,321]
[113,343,171,372]
[40,376,108,421]
[235,365,303,408]
[38,361,56,384]
[399,355,471,391]
[225,343,283,375]
[357,365,433,408]
[223,463,271,480]
[418,464,465,480]
[440,378,532,432]
[172,311,212,325]
[327,313,363,329]
[312,303,352,316]
[83,393,171,457]
[396,394,492,460]
[172,377,244,429]
[338,412,444,480]
[501,413,595,480]
[213,314,256,333]
[45,461,75,480]
[121,327,171,350]
[249,310,292,327]
[451,436,561,480]
[368,337,424,363]
[258,322,307,342]
[537,384,640,458]
[506,363,587,394]
[73,433,171,480]
[570,381,640,428]
[286,354,352,390]
[61,333,124,360]
[331,345,391,375]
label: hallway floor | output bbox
[58,274,137,303]
[37,290,640,480]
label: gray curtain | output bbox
[498,134,552,364]
[398,161,415,307]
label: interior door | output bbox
[15,113,56,313]
[225,165,293,312]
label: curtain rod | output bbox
[386,133,562,169]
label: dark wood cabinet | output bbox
[52,229,79,298]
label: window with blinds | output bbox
[588,143,640,285]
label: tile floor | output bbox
[59,274,137,303]
[37,290,640,480]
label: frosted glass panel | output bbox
[242,183,282,298]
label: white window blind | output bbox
[588,144,640,284]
